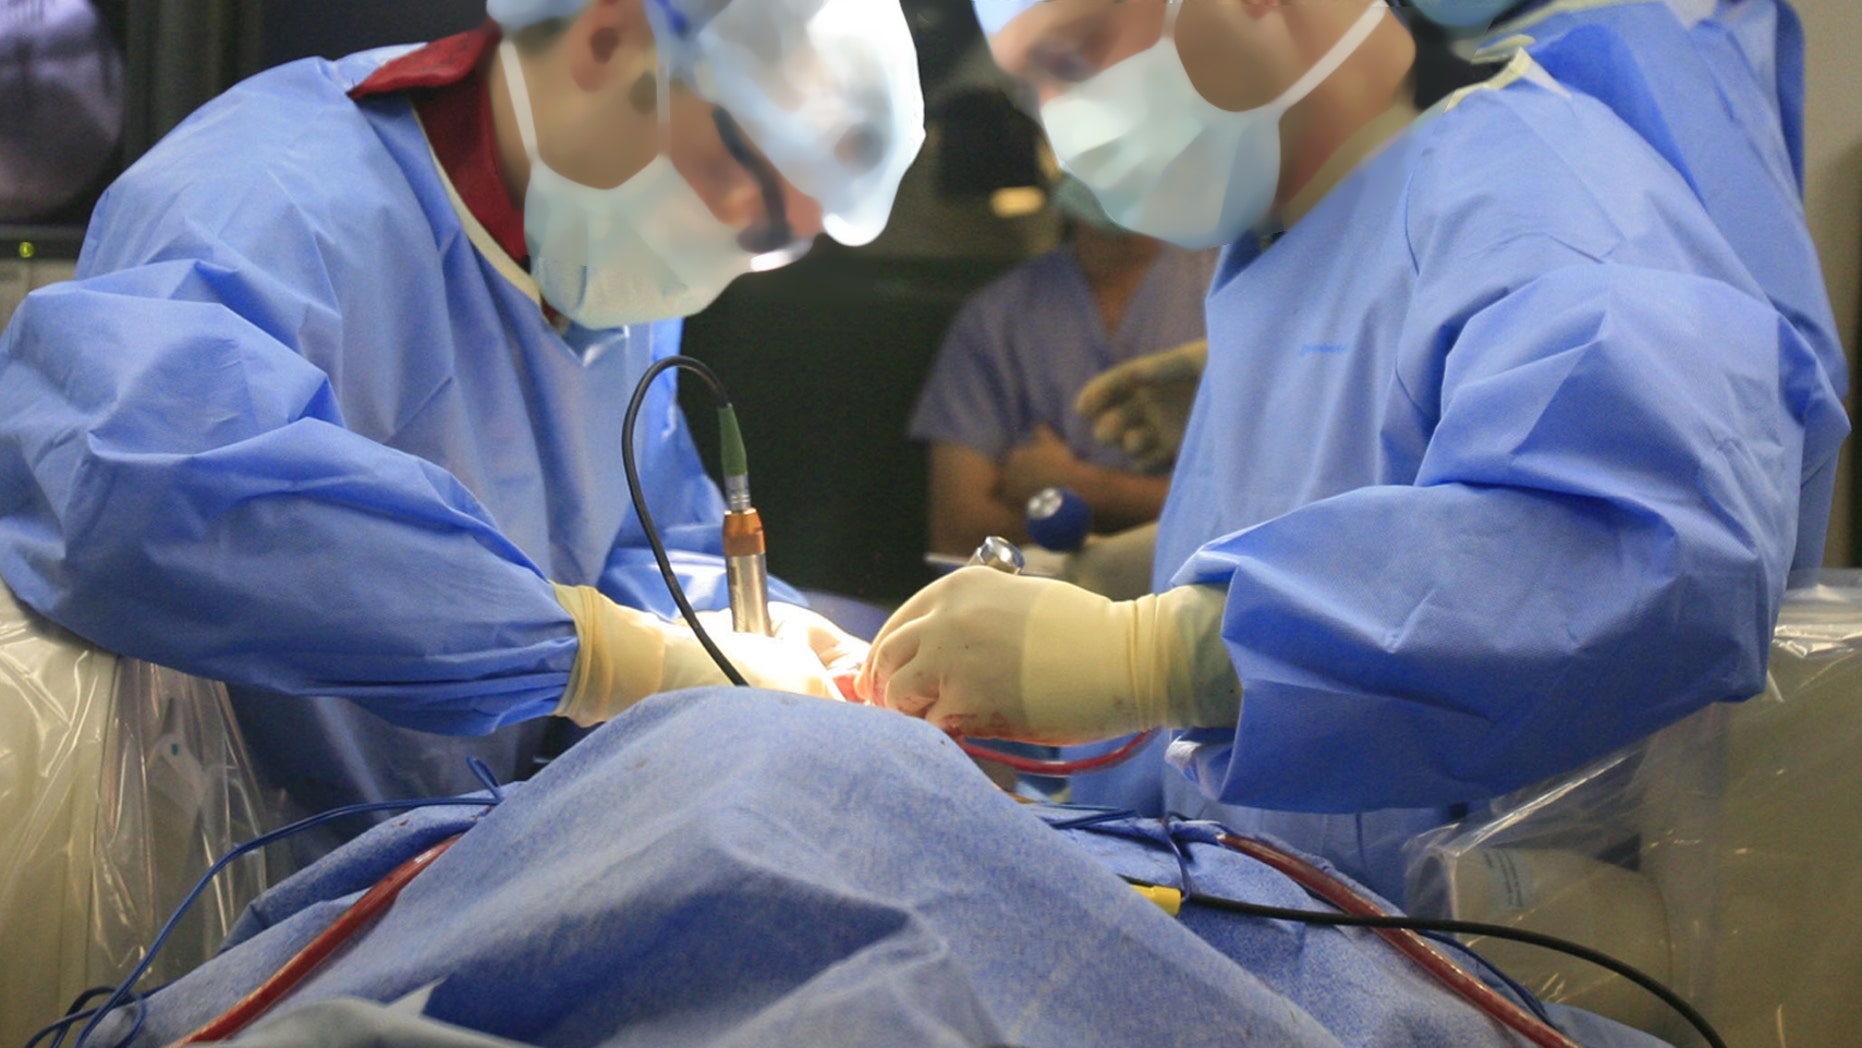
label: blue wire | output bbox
[28,990,147,1048]
[1042,805,1139,832]
[61,758,507,1048]
[1158,814,1198,898]
[1040,805,1203,897]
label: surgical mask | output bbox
[500,41,754,329]
[1040,0,1388,249]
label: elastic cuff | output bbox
[1020,589,1163,742]
[550,583,667,727]
[1154,584,1242,729]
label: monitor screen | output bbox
[0,0,127,256]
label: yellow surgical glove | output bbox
[1061,522,1158,601]
[552,584,840,727]
[766,601,870,677]
[693,601,870,678]
[1075,339,1207,474]
[855,569,1240,745]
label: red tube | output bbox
[833,672,1157,777]
[1214,832,1580,1048]
[958,731,1157,776]
[168,834,463,1047]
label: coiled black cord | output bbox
[620,354,747,686]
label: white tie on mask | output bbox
[501,41,754,328]
[1040,1,1387,250]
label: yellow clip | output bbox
[1129,882,1183,917]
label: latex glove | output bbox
[697,602,870,677]
[1061,522,1158,601]
[768,601,871,677]
[1074,339,1207,473]
[552,584,840,726]
[999,425,1085,509]
[855,569,1240,745]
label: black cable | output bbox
[621,354,747,686]
[1179,891,1727,1048]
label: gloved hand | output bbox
[854,569,1240,745]
[767,601,871,677]
[1061,522,1158,601]
[696,602,870,677]
[552,584,841,726]
[1074,339,1207,473]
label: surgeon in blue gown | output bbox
[1043,0,1841,831]
[859,0,1848,905]
[0,0,923,863]
[1147,0,1847,896]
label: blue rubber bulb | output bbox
[1026,486,1093,552]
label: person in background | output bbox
[911,176,1215,558]
[0,0,921,864]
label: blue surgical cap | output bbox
[973,0,1039,36]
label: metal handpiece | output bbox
[723,475,773,636]
[726,544,772,635]
[969,535,1025,576]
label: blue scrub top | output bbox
[1152,58,1845,900]
[0,48,794,856]
[909,242,1216,469]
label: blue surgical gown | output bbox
[1698,0,1807,191]
[1151,58,1847,902]
[1499,0,1806,191]
[0,48,789,853]
[1478,0,1840,562]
